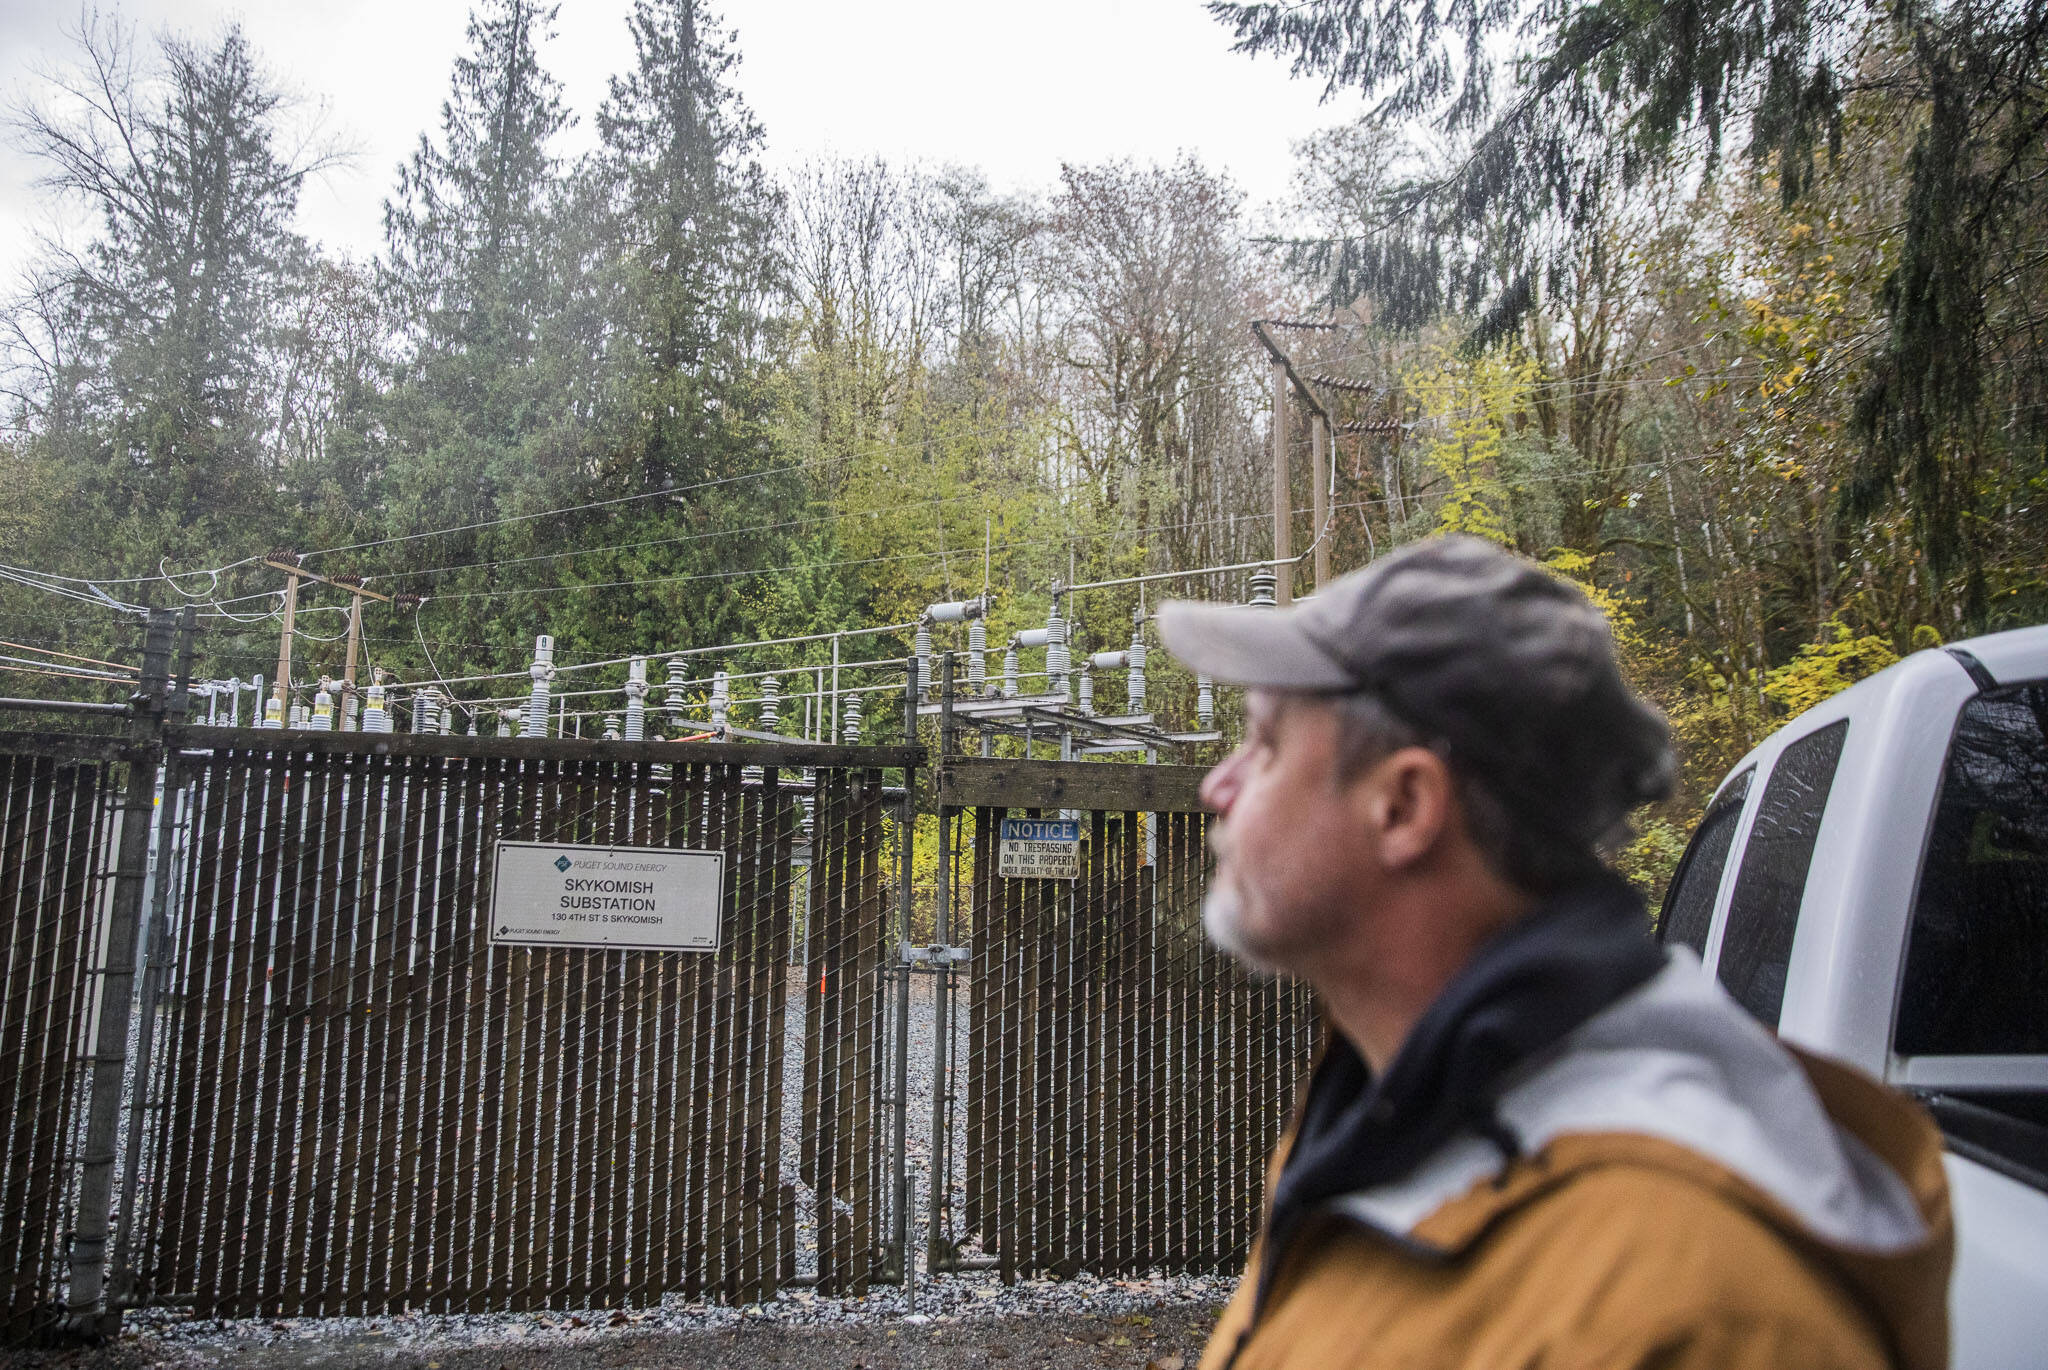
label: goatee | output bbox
[1202,883,1281,977]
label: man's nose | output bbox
[1200,748,1245,814]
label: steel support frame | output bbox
[64,607,181,1335]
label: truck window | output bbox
[1717,720,1849,1028]
[1658,768,1753,954]
[1895,681,2048,1056]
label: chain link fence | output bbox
[117,732,903,1319]
[943,778,1316,1281]
[1,628,1318,1342]
[0,741,123,1343]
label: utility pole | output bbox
[1253,321,1337,602]
[1271,357,1292,605]
[1311,413,1331,591]
[261,554,396,730]
[268,548,302,723]
[335,573,367,729]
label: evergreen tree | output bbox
[375,0,574,551]
[1212,0,2048,608]
[7,18,324,570]
[533,0,803,655]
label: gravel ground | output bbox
[4,1298,1222,1370]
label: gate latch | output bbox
[901,942,970,965]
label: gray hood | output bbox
[1331,951,1930,1256]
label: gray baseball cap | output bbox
[1157,535,1674,849]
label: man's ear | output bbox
[1354,747,1456,873]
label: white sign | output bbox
[997,817,1081,880]
[489,840,724,952]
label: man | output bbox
[1158,535,1951,1370]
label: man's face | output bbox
[1198,691,1377,975]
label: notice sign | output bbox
[997,817,1081,880]
[489,840,724,952]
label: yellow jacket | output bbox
[1204,959,1954,1370]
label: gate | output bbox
[119,728,905,1318]
[936,757,1317,1281]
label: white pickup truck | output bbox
[1657,624,2048,1368]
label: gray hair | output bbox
[1324,692,1608,895]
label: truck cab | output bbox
[1658,625,2048,1368]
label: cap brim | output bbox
[1155,600,1354,691]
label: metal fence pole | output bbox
[109,607,194,1309]
[893,661,917,1309]
[65,607,175,1336]
[926,654,956,1268]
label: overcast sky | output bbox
[0,0,1363,282]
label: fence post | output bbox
[926,654,956,1268]
[64,607,175,1337]
[107,607,195,1313]
[892,659,917,1306]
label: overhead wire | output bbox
[126,339,1406,591]
[0,638,135,672]
[11,332,1725,599]
[0,651,134,682]
[0,661,137,687]
[371,489,998,584]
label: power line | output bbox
[0,335,1760,617]
[0,652,133,682]
[0,638,134,671]
[135,340,1406,589]
[372,489,999,584]
[0,662,136,687]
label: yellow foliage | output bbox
[1761,617,1901,717]
[1404,346,1536,546]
